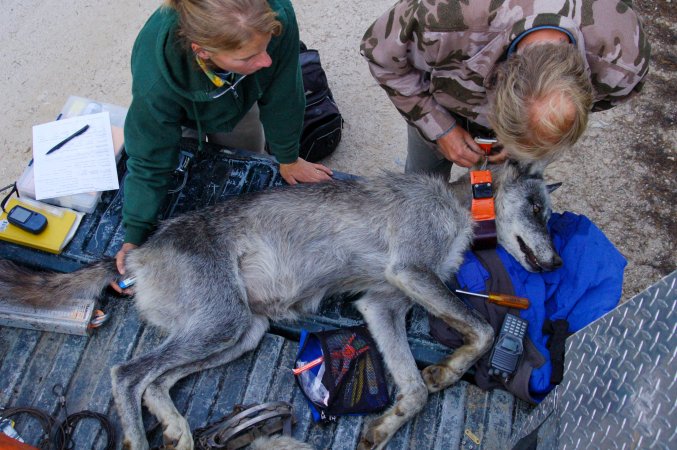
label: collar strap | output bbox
[470,169,497,249]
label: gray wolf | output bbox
[0,160,561,450]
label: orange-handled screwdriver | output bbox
[455,289,530,309]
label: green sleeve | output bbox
[122,95,183,245]
[257,3,305,164]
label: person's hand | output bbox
[110,242,138,295]
[436,125,485,168]
[279,158,333,185]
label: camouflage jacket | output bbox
[361,0,650,141]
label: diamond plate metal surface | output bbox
[558,271,676,449]
[509,389,558,448]
[510,270,676,449]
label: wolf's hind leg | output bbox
[387,265,494,392]
[143,315,269,449]
[111,316,251,450]
[354,291,427,450]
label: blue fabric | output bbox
[455,212,626,401]
[296,329,324,422]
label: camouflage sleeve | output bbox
[587,0,651,112]
[360,0,456,141]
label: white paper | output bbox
[32,112,119,200]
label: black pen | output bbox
[46,124,90,155]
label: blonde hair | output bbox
[488,43,593,161]
[165,0,282,52]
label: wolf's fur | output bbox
[249,435,315,450]
[0,161,560,450]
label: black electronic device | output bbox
[488,313,528,380]
[472,182,493,199]
[6,204,48,234]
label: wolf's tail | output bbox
[0,258,118,307]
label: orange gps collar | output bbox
[470,170,495,221]
[470,137,498,249]
[470,169,497,249]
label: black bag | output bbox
[294,326,389,423]
[298,42,343,162]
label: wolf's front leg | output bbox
[354,292,427,450]
[388,265,494,392]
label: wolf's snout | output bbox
[516,236,563,272]
[542,254,563,271]
[531,252,562,272]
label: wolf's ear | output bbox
[546,182,562,193]
[506,159,547,179]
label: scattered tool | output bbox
[6,203,48,234]
[489,313,528,380]
[45,124,90,155]
[117,277,137,290]
[292,355,324,375]
[455,289,530,309]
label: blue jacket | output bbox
[455,212,626,399]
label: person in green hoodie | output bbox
[114,0,332,284]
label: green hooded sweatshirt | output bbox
[123,0,304,245]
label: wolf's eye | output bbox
[533,204,542,215]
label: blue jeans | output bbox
[405,124,452,178]
[405,116,494,177]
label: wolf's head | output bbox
[494,160,562,272]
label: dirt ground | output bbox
[0,0,674,300]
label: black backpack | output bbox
[298,42,343,162]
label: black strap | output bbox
[542,319,571,384]
[1,182,18,213]
[471,220,497,250]
[1,390,116,449]
[0,406,66,450]
[448,111,495,139]
[54,411,116,450]
[473,249,515,295]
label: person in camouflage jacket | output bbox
[361,0,650,173]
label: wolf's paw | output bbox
[122,439,150,450]
[356,436,376,450]
[356,430,383,450]
[422,364,460,392]
[357,418,390,450]
[163,419,193,450]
